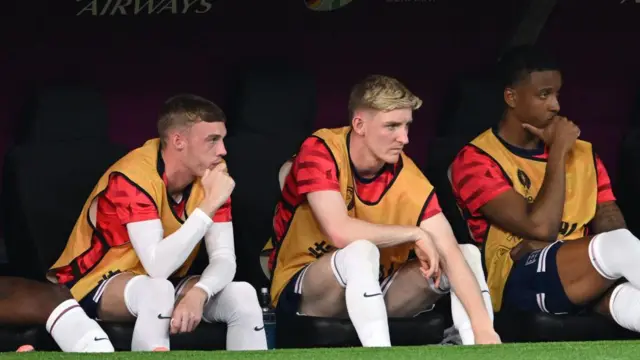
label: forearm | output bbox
[443,248,493,331]
[194,221,237,298]
[333,217,421,248]
[127,208,213,279]
[528,147,566,241]
[194,256,236,299]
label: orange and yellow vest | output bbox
[269,127,434,306]
[48,139,206,301]
[469,129,598,311]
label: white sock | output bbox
[46,299,114,352]
[202,282,267,350]
[459,244,494,322]
[609,282,640,333]
[449,244,495,345]
[332,239,390,347]
[450,292,475,345]
[124,276,175,351]
[589,229,640,287]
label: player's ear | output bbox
[504,87,517,109]
[352,111,365,135]
[169,130,186,151]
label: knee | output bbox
[459,244,483,270]
[341,239,379,261]
[147,277,175,296]
[334,240,379,283]
[607,228,636,244]
[459,243,481,261]
[223,282,261,318]
[131,276,175,304]
[595,229,639,256]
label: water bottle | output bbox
[260,287,276,349]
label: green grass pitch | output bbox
[3,341,640,360]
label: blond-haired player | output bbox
[267,75,500,346]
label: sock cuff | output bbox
[46,299,81,333]
[588,234,619,280]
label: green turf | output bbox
[3,341,640,360]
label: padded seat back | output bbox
[223,64,316,290]
[424,70,504,244]
[1,86,128,280]
[617,128,640,236]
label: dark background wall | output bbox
[2,0,639,212]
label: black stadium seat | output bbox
[427,70,640,343]
[0,85,226,351]
[616,86,640,236]
[223,61,316,292]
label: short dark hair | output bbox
[157,94,226,146]
[498,45,559,88]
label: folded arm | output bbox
[127,209,213,279]
[450,146,566,244]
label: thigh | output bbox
[383,260,444,317]
[555,236,616,305]
[96,272,138,322]
[0,277,73,324]
[296,251,348,318]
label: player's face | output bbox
[364,108,412,164]
[183,121,227,177]
[510,70,562,129]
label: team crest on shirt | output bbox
[517,169,534,203]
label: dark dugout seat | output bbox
[0,85,226,351]
[223,61,317,292]
[425,70,640,343]
[616,86,640,237]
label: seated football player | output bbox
[0,276,114,352]
[267,75,500,346]
[450,45,640,333]
[47,94,268,351]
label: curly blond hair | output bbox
[348,75,422,118]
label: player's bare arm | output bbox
[306,190,440,276]
[419,214,499,344]
[592,201,627,234]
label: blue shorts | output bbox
[68,272,196,319]
[502,240,582,315]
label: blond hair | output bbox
[157,94,226,147]
[348,75,422,118]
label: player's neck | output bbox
[349,133,385,179]
[160,148,195,195]
[498,114,542,150]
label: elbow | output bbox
[226,260,237,281]
[529,223,558,242]
[140,258,174,279]
[144,265,173,280]
[325,222,350,249]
